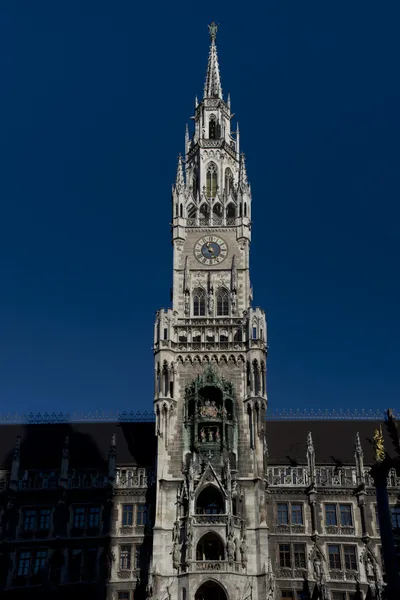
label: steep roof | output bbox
[0,421,156,470]
[266,419,391,466]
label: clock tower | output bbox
[152,23,272,600]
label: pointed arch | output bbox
[192,288,206,317]
[206,162,218,198]
[199,202,210,224]
[196,532,225,561]
[192,330,201,343]
[187,203,197,219]
[219,329,228,342]
[226,202,236,222]
[196,485,225,515]
[216,288,229,316]
[233,329,242,343]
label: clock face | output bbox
[194,235,228,265]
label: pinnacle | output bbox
[175,154,185,189]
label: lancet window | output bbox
[216,289,229,316]
[206,163,218,198]
[193,288,206,317]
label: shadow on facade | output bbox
[0,420,156,600]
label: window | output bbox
[120,545,131,570]
[118,593,130,600]
[206,163,218,198]
[163,328,168,340]
[88,506,100,529]
[135,546,141,569]
[328,545,342,569]
[216,289,229,316]
[136,504,148,526]
[122,505,133,526]
[72,505,100,531]
[233,329,242,342]
[340,505,353,526]
[280,592,294,599]
[391,506,400,530]
[277,503,303,525]
[344,546,357,570]
[293,544,306,568]
[17,551,32,577]
[332,594,346,600]
[209,115,216,139]
[252,327,257,339]
[39,509,51,531]
[16,550,48,583]
[69,548,83,582]
[193,289,206,316]
[23,509,36,531]
[73,507,85,529]
[279,544,291,568]
[277,503,289,525]
[325,504,337,526]
[291,504,303,525]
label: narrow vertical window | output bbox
[216,289,229,316]
[206,163,218,198]
[119,545,131,570]
[339,504,353,526]
[277,503,289,525]
[328,545,341,569]
[325,504,337,526]
[193,288,206,316]
[279,544,291,568]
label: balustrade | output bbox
[195,561,241,572]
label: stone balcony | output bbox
[194,561,242,573]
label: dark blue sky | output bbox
[0,2,399,416]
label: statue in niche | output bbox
[227,533,235,563]
[184,292,190,316]
[240,534,248,568]
[200,429,206,443]
[172,541,181,570]
[172,520,180,542]
[208,429,214,442]
[215,428,220,442]
[313,553,325,584]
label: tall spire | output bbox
[204,22,223,99]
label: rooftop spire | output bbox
[175,154,185,190]
[204,22,222,99]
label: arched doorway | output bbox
[195,581,228,600]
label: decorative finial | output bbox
[355,432,363,455]
[307,431,314,452]
[373,426,385,462]
[208,21,219,42]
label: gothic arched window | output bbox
[216,289,229,316]
[225,168,234,196]
[206,163,218,198]
[209,114,216,139]
[193,288,206,316]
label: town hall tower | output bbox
[152,22,271,600]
